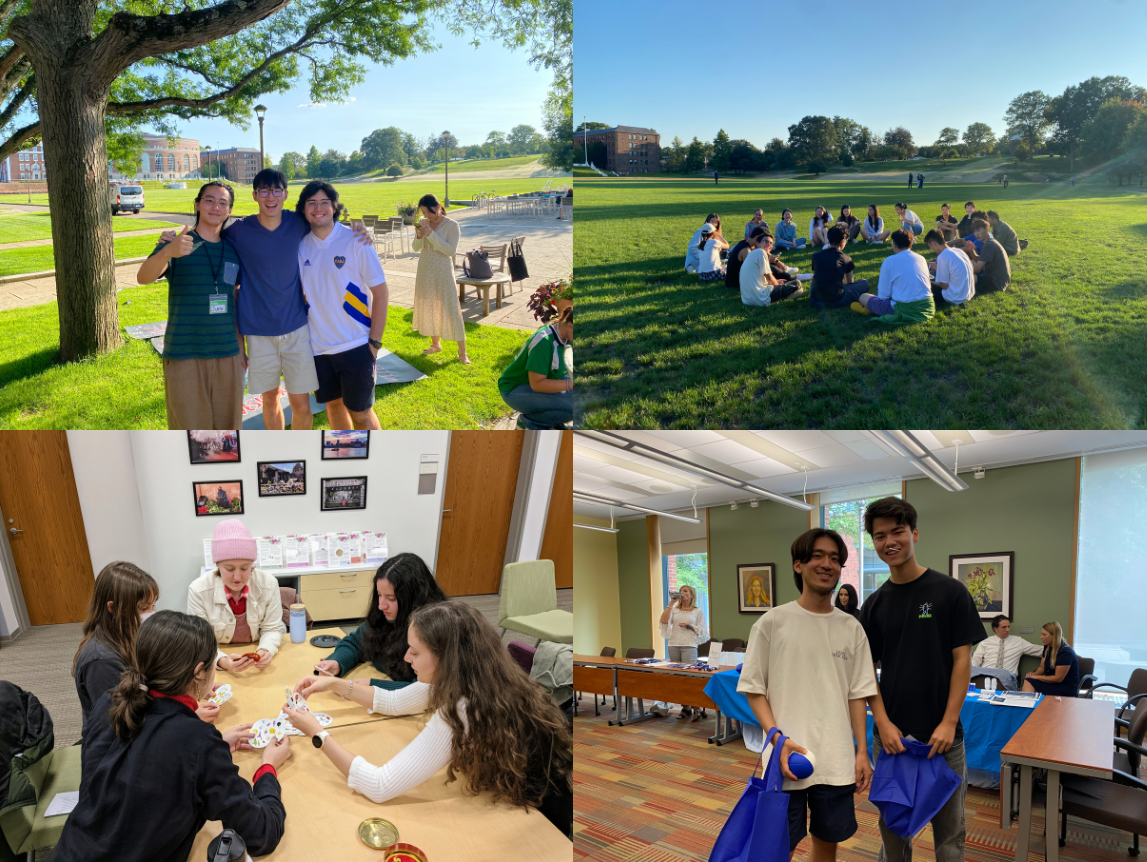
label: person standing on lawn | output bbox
[713,170,719,185]
[962,219,1011,293]
[412,193,469,365]
[810,226,869,310]
[908,172,914,187]
[859,496,987,862]
[851,230,935,325]
[296,181,388,431]
[924,230,975,307]
[137,181,243,430]
[498,306,573,429]
[738,528,877,862]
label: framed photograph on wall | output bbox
[193,480,244,517]
[257,461,306,497]
[737,563,776,614]
[320,476,367,511]
[321,430,370,460]
[950,552,1014,619]
[187,431,240,464]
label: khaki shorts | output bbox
[245,324,320,396]
[163,354,244,430]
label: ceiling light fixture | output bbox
[750,499,759,508]
[573,522,619,533]
[871,431,968,492]
[730,501,738,511]
[574,431,814,511]
[573,490,703,523]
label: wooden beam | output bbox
[1069,456,1081,641]
[646,515,662,658]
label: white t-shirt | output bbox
[298,222,387,355]
[876,248,932,305]
[697,238,723,274]
[737,601,878,790]
[739,247,774,306]
[685,226,707,272]
[900,209,923,228]
[935,247,975,304]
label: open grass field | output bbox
[419,155,545,174]
[3,176,557,217]
[574,176,1147,429]
[0,284,528,429]
[0,233,175,277]
[0,212,179,244]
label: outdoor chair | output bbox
[372,218,397,262]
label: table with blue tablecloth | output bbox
[704,668,1041,788]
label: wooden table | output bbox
[573,655,740,744]
[1000,697,1115,862]
[189,627,569,862]
[456,271,513,317]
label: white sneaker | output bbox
[785,266,799,274]
[796,273,813,282]
[650,703,668,717]
[822,243,830,250]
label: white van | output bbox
[109,183,145,215]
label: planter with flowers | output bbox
[527,280,572,324]
[395,201,418,225]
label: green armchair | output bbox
[497,560,572,645]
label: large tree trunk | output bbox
[14,2,119,362]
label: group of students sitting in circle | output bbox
[684,201,1028,324]
[55,518,572,861]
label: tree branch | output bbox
[0,118,39,161]
[0,75,33,130]
[0,44,25,84]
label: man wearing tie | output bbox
[971,615,1044,680]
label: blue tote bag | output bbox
[708,726,790,862]
[869,738,962,838]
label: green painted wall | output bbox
[707,501,812,643]
[616,518,651,653]
[905,457,1078,677]
[573,517,623,655]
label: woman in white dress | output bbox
[412,194,469,365]
[650,585,709,720]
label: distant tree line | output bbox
[274,123,550,180]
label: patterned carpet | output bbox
[574,707,1141,862]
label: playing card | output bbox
[208,684,232,706]
[249,717,287,748]
[284,686,310,713]
[277,711,333,736]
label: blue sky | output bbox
[173,23,551,161]
[574,0,1147,148]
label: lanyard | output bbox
[198,232,224,289]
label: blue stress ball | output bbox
[789,750,816,780]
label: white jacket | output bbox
[187,567,285,664]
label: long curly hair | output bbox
[359,553,446,681]
[109,611,217,741]
[73,561,158,673]
[410,601,572,810]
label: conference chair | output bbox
[721,638,745,653]
[496,560,572,645]
[1076,656,1099,697]
[1058,703,1147,856]
[626,648,655,719]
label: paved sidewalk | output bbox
[0,205,572,332]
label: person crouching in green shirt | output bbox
[137,181,243,430]
[498,306,573,429]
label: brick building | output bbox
[0,143,48,183]
[208,147,261,184]
[110,135,202,182]
[574,125,660,174]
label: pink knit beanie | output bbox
[212,519,257,564]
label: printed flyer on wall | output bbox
[257,536,283,568]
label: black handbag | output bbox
[462,249,493,279]
[508,239,529,282]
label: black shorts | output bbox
[314,343,376,412]
[786,783,857,851]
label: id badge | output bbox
[222,261,239,285]
[208,293,228,315]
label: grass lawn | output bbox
[0,212,180,244]
[0,177,557,217]
[419,156,546,174]
[575,176,1147,429]
[0,284,528,429]
[0,234,173,277]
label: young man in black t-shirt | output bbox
[810,227,869,309]
[859,497,987,862]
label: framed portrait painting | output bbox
[737,563,775,614]
[949,552,1014,619]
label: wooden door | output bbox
[436,431,524,596]
[0,431,94,625]
[539,430,572,589]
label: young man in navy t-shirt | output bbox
[860,496,987,862]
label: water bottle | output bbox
[289,602,306,644]
[208,829,251,862]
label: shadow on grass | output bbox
[0,345,58,389]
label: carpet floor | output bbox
[574,707,1143,862]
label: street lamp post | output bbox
[254,104,267,174]
[583,115,588,166]
[204,145,211,181]
[442,130,451,207]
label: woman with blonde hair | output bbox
[287,600,573,837]
[1022,621,1081,696]
[651,584,709,720]
[412,193,469,364]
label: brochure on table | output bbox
[202,531,387,573]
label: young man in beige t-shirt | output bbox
[737,528,878,862]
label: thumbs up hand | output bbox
[168,224,194,258]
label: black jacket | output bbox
[51,693,285,862]
[72,637,125,741]
[0,681,54,813]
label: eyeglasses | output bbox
[200,196,230,206]
[256,188,287,199]
[304,200,334,210]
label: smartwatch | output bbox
[312,730,331,749]
[368,338,382,350]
